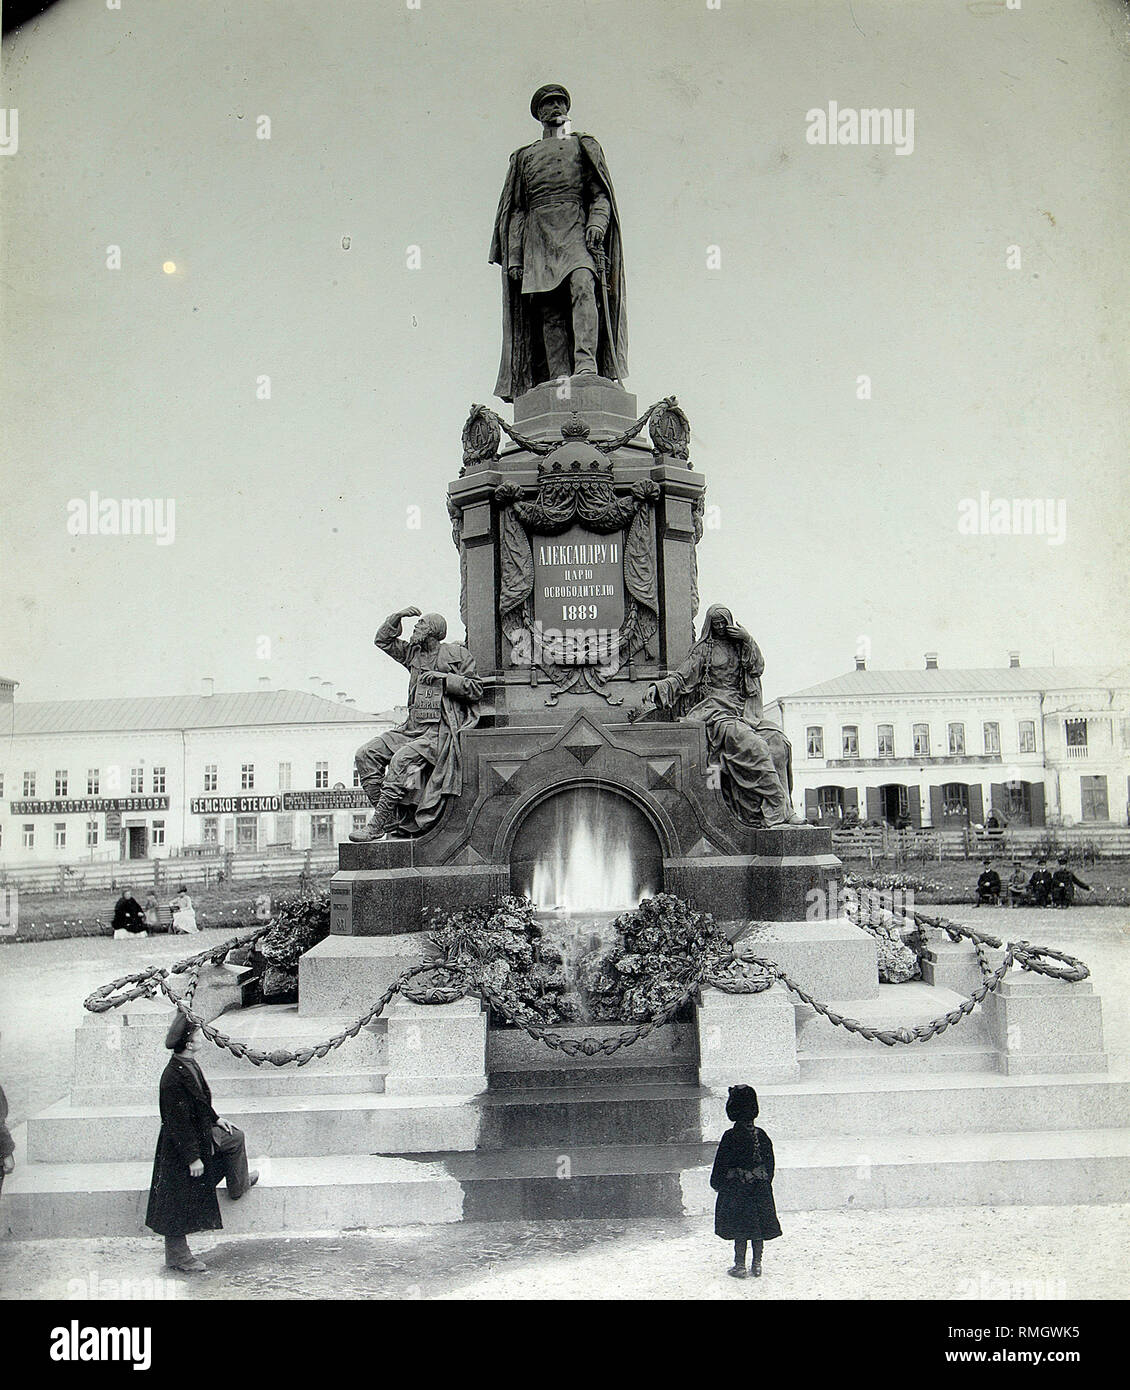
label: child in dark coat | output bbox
[710,1084,782,1279]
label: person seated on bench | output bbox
[1006,860,1028,907]
[975,858,1001,906]
[1027,858,1054,907]
[1051,853,1091,907]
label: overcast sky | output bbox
[2,0,1127,716]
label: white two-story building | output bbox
[0,676,401,867]
[767,654,1130,830]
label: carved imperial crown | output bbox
[536,438,615,479]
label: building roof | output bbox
[779,665,1130,702]
[0,690,389,736]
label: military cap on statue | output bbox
[165,1011,196,1051]
[531,84,570,118]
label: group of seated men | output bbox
[976,855,1092,908]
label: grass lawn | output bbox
[839,856,1130,906]
[5,868,335,938]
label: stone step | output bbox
[30,1064,1130,1164]
[7,1126,1129,1237]
[72,1003,388,1104]
[798,1048,1002,1079]
[489,1064,699,1090]
[197,1006,389,1076]
[20,1069,1130,1165]
[487,1018,697,1075]
[476,1082,708,1150]
[25,1092,480,1164]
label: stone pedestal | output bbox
[920,936,986,996]
[299,934,427,1016]
[384,997,488,1096]
[697,983,799,1088]
[512,376,639,439]
[982,972,1108,1075]
[729,918,880,1001]
[72,997,178,1106]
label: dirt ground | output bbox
[2,1205,1125,1301]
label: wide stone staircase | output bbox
[6,963,1130,1237]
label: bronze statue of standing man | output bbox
[490,84,628,402]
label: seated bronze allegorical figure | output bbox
[351,607,482,841]
[646,605,801,828]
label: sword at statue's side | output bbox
[592,246,624,384]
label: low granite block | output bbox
[729,918,880,1001]
[299,934,428,1017]
[982,973,1108,1075]
[697,983,799,1087]
[384,997,488,1096]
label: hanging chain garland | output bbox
[83,902,1090,1065]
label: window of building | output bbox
[151,820,166,847]
[86,820,99,847]
[806,726,823,758]
[202,818,219,845]
[203,764,217,792]
[351,814,368,835]
[942,783,969,817]
[130,766,144,794]
[1080,775,1108,822]
[841,726,859,758]
[54,822,66,849]
[983,722,1000,756]
[311,814,335,845]
[152,766,166,794]
[1065,718,1088,757]
[0,773,4,798]
[877,724,894,758]
[947,723,965,756]
[23,824,34,850]
[23,771,36,797]
[236,815,258,849]
[352,766,362,788]
[87,768,100,795]
[278,762,292,791]
[817,786,845,820]
[273,814,294,847]
[315,760,329,789]
[241,764,255,790]
[912,724,930,757]
[1018,720,1037,753]
[55,769,68,797]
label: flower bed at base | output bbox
[426,897,581,1026]
[577,894,733,1021]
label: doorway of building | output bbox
[126,825,148,859]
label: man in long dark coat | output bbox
[490,84,628,401]
[145,1013,258,1272]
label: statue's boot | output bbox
[348,787,401,842]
